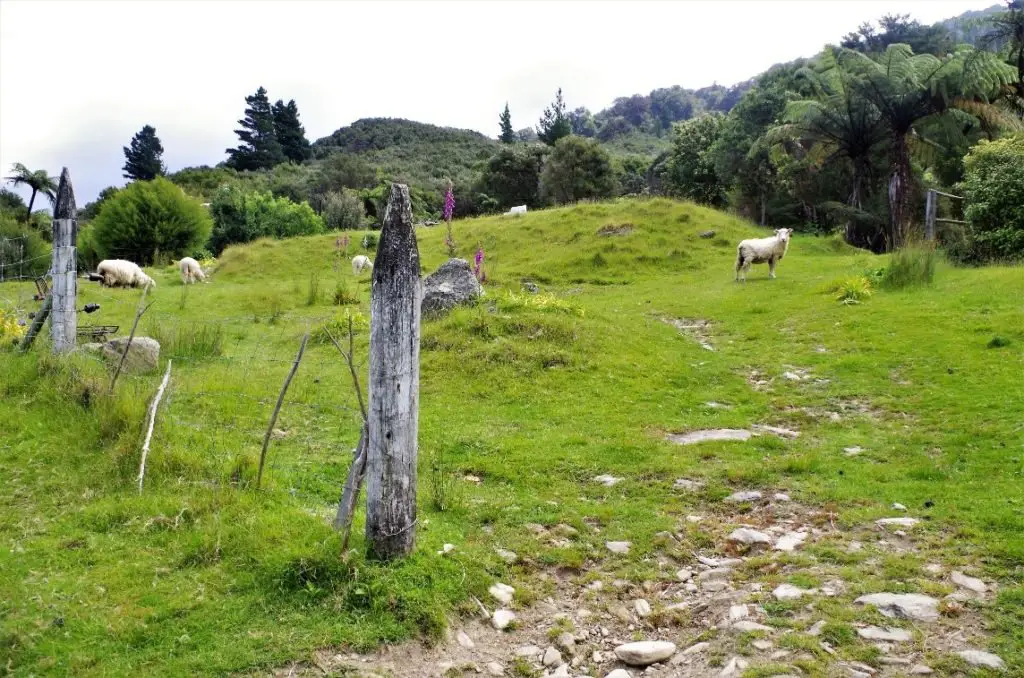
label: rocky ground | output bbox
[266,490,1006,677]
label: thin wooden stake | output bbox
[257,333,308,489]
[138,359,172,493]
[109,284,154,392]
[19,294,52,352]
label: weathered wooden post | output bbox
[365,183,422,560]
[924,189,937,242]
[50,168,78,353]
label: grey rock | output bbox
[667,429,752,445]
[606,541,631,554]
[857,626,912,642]
[806,620,826,636]
[455,630,475,649]
[556,632,575,652]
[489,583,515,605]
[491,609,515,630]
[682,642,709,655]
[729,527,772,546]
[543,646,563,667]
[421,258,484,314]
[634,599,651,617]
[495,548,518,564]
[875,517,919,528]
[700,230,716,238]
[719,657,749,677]
[724,490,763,502]
[855,593,939,622]
[613,641,677,666]
[731,620,773,633]
[101,336,160,373]
[909,665,934,674]
[697,568,733,582]
[951,571,987,594]
[673,478,703,491]
[773,584,815,601]
[676,569,693,581]
[594,474,622,487]
[516,645,542,657]
[522,281,540,293]
[486,662,505,676]
[605,670,632,678]
[775,531,808,552]
[957,650,1004,670]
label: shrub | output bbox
[956,135,1024,263]
[0,306,26,348]
[322,190,366,231]
[310,309,368,345]
[0,213,50,279]
[209,185,324,254]
[823,276,873,304]
[987,335,1011,349]
[91,178,212,265]
[361,233,378,250]
[480,144,549,209]
[881,246,937,289]
[540,136,617,205]
[332,279,359,305]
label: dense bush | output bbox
[209,185,324,253]
[539,136,617,205]
[955,135,1024,263]
[479,145,549,210]
[663,114,728,207]
[0,212,50,280]
[91,178,212,265]
[322,190,366,231]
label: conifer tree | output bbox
[537,88,572,146]
[122,125,166,181]
[273,99,312,163]
[499,103,516,143]
[226,87,286,171]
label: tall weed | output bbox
[881,246,937,289]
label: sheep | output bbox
[95,259,156,289]
[179,257,206,284]
[352,255,373,275]
[735,228,793,282]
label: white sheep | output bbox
[352,255,373,275]
[179,257,206,284]
[735,228,793,282]
[96,259,156,289]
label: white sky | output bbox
[0,0,998,205]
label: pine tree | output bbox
[273,99,312,163]
[122,125,166,181]
[225,87,286,171]
[537,88,572,146]
[499,103,515,143]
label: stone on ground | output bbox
[101,336,160,373]
[857,626,912,642]
[957,650,1005,670]
[729,527,772,546]
[485,662,504,676]
[455,630,475,649]
[719,656,749,677]
[593,474,622,487]
[605,670,631,678]
[633,599,651,617]
[855,593,939,622]
[731,620,773,633]
[724,490,763,502]
[667,429,752,445]
[495,548,518,564]
[951,571,987,594]
[421,258,484,314]
[775,531,808,552]
[876,517,919,528]
[605,541,631,554]
[489,582,515,605]
[773,584,815,601]
[491,609,516,630]
[613,640,677,666]
[909,665,934,674]
[542,646,562,667]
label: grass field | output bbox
[1,198,1022,676]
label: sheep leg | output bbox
[769,257,777,279]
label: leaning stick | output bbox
[256,333,308,489]
[138,359,172,493]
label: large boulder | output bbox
[421,258,483,314]
[100,336,161,373]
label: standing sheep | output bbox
[352,255,373,275]
[735,228,793,282]
[95,259,156,289]
[179,257,206,284]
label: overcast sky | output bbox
[0,0,998,205]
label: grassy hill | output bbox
[2,198,1023,675]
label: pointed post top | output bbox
[373,183,420,284]
[53,167,76,219]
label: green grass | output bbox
[2,197,1023,675]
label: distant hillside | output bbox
[312,117,499,200]
[938,4,1006,46]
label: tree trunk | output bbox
[887,135,913,251]
[25,188,37,223]
[365,183,422,560]
[845,166,865,245]
[50,168,77,353]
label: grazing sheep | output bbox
[352,255,373,275]
[179,257,206,284]
[735,228,793,282]
[95,259,156,289]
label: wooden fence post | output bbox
[924,189,936,243]
[50,168,78,353]
[365,183,422,560]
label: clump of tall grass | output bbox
[881,245,937,289]
[332,279,359,306]
[146,319,224,359]
[498,291,584,317]
[822,276,873,304]
[305,271,321,306]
